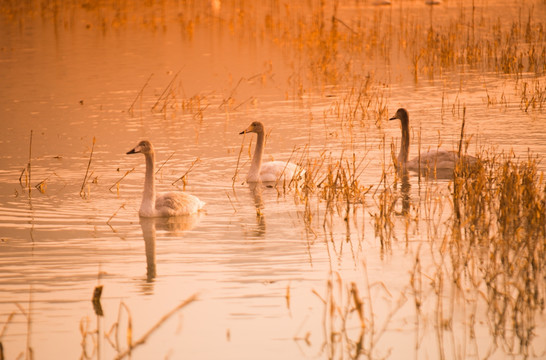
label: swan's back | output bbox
[147,191,205,217]
[259,160,302,183]
[407,149,477,171]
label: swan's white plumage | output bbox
[259,160,300,182]
[390,108,476,174]
[143,191,204,217]
[239,121,303,183]
[127,140,205,217]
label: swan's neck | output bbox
[141,152,156,216]
[398,118,410,166]
[247,131,264,182]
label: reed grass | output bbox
[109,168,134,194]
[128,73,153,115]
[80,136,96,199]
[80,294,198,359]
[2,1,545,358]
[112,294,197,360]
[151,70,181,114]
[308,265,408,359]
[18,130,33,196]
[450,150,546,354]
[172,158,200,189]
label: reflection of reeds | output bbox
[0,287,34,359]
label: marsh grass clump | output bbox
[291,146,374,241]
[314,152,371,225]
[451,151,546,354]
[408,6,546,80]
[519,77,546,112]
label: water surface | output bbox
[1,1,546,359]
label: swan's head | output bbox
[239,121,264,135]
[127,140,154,155]
[389,108,409,123]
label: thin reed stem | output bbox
[80,137,96,198]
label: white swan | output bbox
[127,140,205,217]
[389,108,476,174]
[239,121,302,183]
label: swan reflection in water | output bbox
[248,182,266,238]
[399,170,411,216]
[139,214,201,285]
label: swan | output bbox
[239,121,303,183]
[127,140,205,217]
[389,108,476,175]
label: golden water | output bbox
[1,1,545,359]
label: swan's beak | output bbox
[389,115,398,121]
[239,124,254,134]
[127,147,140,155]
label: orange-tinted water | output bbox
[1,1,545,359]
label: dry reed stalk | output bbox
[109,169,135,193]
[225,191,238,213]
[155,152,174,175]
[232,134,247,188]
[151,70,181,112]
[113,294,197,360]
[80,137,96,198]
[447,147,546,354]
[107,204,126,224]
[34,174,51,194]
[27,130,32,196]
[219,77,244,110]
[19,130,33,195]
[172,158,200,188]
[128,73,153,115]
